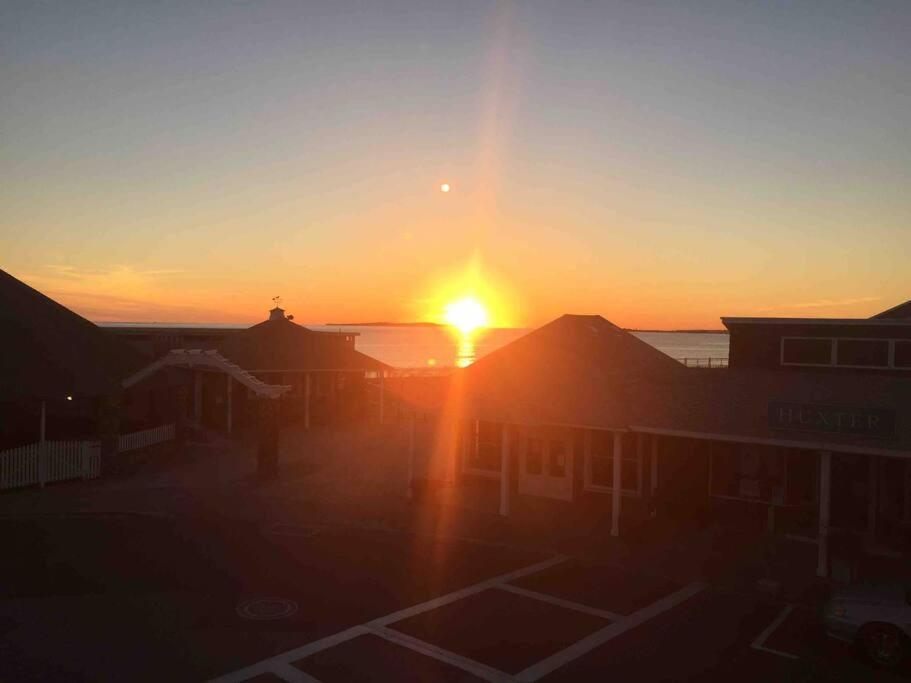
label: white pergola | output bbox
[123,349,292,433]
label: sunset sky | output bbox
[2,1,909,329]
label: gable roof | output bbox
[0,269,145,400]
[218,316,389,372]
[458,314,686,429]
[872,299,911,320]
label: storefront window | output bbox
[526,437,543,475]
[895,341,911,369]
[588,431,639,492]
[782,338,832,365]
[836,339,889,367]
[468,421,501,472]
[549,440,566,476]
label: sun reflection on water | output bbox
[456,333,476,368]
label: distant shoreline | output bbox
[98,320,728,334]
[326,322,728,334]
[628,328,728,334]
[323,321,443,328]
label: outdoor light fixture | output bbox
[66,395,73,401]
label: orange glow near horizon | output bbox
[422,254,519,330]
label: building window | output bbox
[548,440,567,476]
[467,421,501,472]
[836,339,889,368]
[526,437,543,475]
[895,341,911,369]
[781,338,832,366]
[586,431,640,494]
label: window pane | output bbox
[591,430,613,457]
[782,338,832,365]
[836,339,889,367]
[549,440,566,477]
[591,455,612,487]
[621,460,637,491]
[470,421,502,471]
[895,341,911,369]
[527,438,543,475]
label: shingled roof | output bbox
[218,315,389,372]
[458,314,686,429]
[872,299,911,319]
[0,269,145,400]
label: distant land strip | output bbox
[325,321,728,333]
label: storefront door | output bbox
[518,428,574,501]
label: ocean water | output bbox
[309,325,729,369]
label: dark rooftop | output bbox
[0,269,145,400]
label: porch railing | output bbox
[676,357,729,368]
[118,423,176,453]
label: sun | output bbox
[444,297,489,334]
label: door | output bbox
[518,428,574,501]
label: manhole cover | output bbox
[236,597,298,620]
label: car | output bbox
[824,582,911,669]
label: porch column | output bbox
[650,436,659,496]
[379,371,385,424]
[867,456,877,539]
[304,372,311,430]
[193,370,202,422]
[406,414,416,499]
[818,450,832,578]
[636,434,644,496]
[500,425,511,517]
[225,376,233,435]
[611,432,623,536]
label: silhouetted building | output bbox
[412,304,911,582]
[217,306,389,429]
[0,269,180,450]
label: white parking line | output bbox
[751,604,799,660]
[514,582,707,682]
[367,624,514,683]
[211,556,704,683]
[209,626,367,682]
[209,555,567,683]
[495,583,624,622]
[368,554,569,627]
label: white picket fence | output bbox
[0,440,101,490]
[117,423,176,453]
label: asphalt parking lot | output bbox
[0,513,906,682]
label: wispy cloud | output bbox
[758,296,880,312]
[16,264,243,323]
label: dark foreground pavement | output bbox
[0,426,906,682]
[1,511,905,682]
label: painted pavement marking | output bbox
[366,624,514,683]
[367,554,569,628]
[495,583,624,622]
[750,604,799,660]
[211,556,706,683]
[209,555,568,683]
[514,581,707,682]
